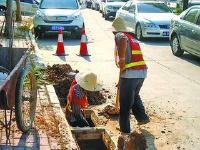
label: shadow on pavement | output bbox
[0,128,40,149]
[36,33,81,47]
[139,129,158,150]
[76,55,91,62]
[140,38,170,47]
[178,53,200,67]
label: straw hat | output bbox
[75,72,102,92]
[112,17,127,32]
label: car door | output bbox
[179,8,199,53]
[193,10,200,55]
[126,3,136,32]
[20,0,38,15]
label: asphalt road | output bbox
[36,9,200,150]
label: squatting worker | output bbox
[112,17,150,133]
[66,72,102,127]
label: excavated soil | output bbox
[117,130,147,150]
[44,64,110,107]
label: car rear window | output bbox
[137,3,171,13]
[40,0,78,9]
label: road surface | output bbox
[35,8,200,150]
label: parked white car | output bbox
[0,0,39,15]
[116,0,176,40]
[33,0,84,38]
[102,0,126,20]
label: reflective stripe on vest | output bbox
[125,61,146,69]
[132,50,142,55]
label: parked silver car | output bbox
[116,0,176,40]
[33,0,84,38]
[0,0,40,15]
[102,0,126,20]
[169,6,200,57]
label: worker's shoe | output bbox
[137,118,150,125]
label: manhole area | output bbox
[72,129,115,150]
[66,109,98,128]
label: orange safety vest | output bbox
[114,32,147,70]
[67,80,88,109]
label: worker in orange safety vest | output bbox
[112,17,150,135]
[66,72,102,127]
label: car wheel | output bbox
[105,14,109,20]
[136,24,144,41]
[171,35,184,56]
[34,28,42,39]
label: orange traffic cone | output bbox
[77,28,90,56]
[55,29,66,56]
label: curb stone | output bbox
[28,28,78,149]
[46,85,78,150]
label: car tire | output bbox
[136,24,144,41]
[105,13,109,20]
[34,28,42,39]
[171,34,184,57]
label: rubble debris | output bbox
[45,64,109,106]
[45,64,78,83]
[86,91,107,105]
[98,105,119,118]
[117,131,147,150]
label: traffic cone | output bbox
[55,29,66,56]
[77,28,90,56]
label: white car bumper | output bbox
[142,28,169,38]
[33,15,84,33]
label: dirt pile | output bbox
[98,105,119,118]
[45,64,109,106]
[117,131,147,150]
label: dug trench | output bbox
[44,64,148,150]
[44,64,116,150]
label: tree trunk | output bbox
[183,0,189,10]
[16,0,22,22]
[5,0,13,39]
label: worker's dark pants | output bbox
[119,78,149,133]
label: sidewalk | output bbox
[0,84,77,150]
[0,20,78,149]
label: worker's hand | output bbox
[118,58,125,70]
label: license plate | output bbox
[163,31,169,36]
[51,26,64,31]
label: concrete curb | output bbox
[46,85,78,150]
[28,30,78,149]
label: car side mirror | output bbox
[80,4,86,9]
[32,4,38,8]
[129,9,135,14]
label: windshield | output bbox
[40,0,78,9]
[137,3,171,13]
[107,0,124,2]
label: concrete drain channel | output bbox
[71,109,115,150]
[46,85,116,150]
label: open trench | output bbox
[44,64,116,150]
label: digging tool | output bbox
[114,71,121,112]
[106,71,121,115]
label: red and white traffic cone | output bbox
[55,29,66,56]
[77,28,90,56]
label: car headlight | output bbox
[72,14,80,20]
[106,6,113,10]
[143,22,157,29]
[36,11,47,21]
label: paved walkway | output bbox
[0,24,77,149]
[0,87,62,150]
